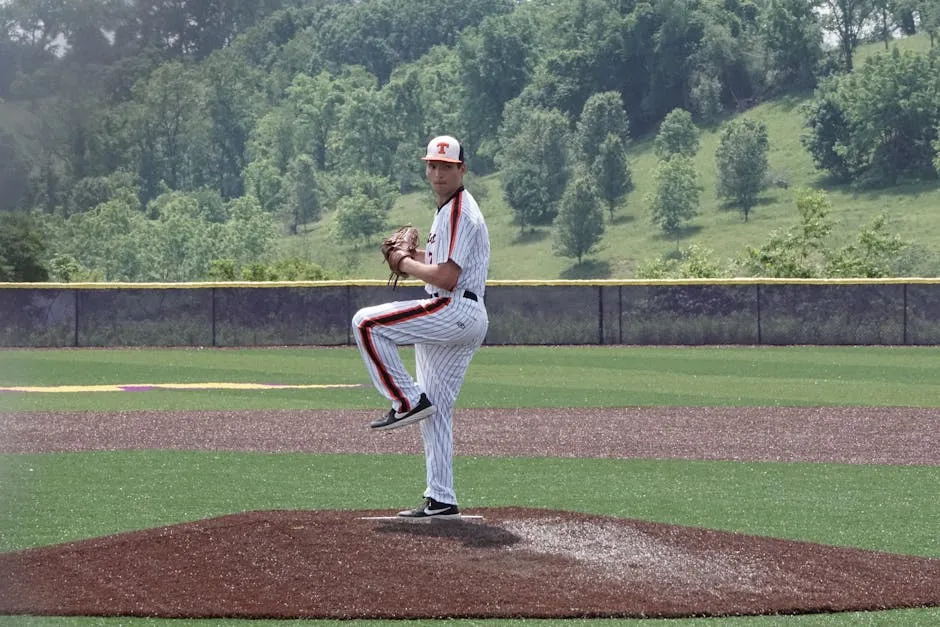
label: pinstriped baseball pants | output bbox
[352,295,488,505]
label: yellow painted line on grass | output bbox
[1,383,361,393]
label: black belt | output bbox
[433,290,478,302]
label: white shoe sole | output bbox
[371,404,436,431]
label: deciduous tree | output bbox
[457,13,534,158]
[57,195,151,281]
[574,91,630,166]
[636,244,729,279]
[129,61,207,202]
[825,214,908,277]
[201,48,256,200]
[818,0,876,72]
[553,174,605,264]
[222,195,279,268]
[0,212,49,282]
[281,154,321,235]
[148,191,214,281]
[917,0,940,46]
[592,134,633,222]
[801,49,940,185]
[759,0,823,91]
[739,189,833,278]
[333,193,387,245]
[654,108,699,159]
[646,154,700,248]
[498,108,569,231]
[715,117,769,222]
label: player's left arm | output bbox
[401,199,476,291]
[397,257,460,291]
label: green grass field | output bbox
[2,345,939,411]
[1,346,938,626]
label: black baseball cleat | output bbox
[397,497,461,519]
[369,393,436,431]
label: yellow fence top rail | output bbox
[2,278,940,289]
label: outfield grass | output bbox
[1,345,938,627]
[2,345,939,410]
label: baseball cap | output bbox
[421,135,464,163]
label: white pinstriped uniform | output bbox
[352,187,489,505]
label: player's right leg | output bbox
[352,295,485,430]
[353,301,423,412]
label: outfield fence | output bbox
[2,279,939,347]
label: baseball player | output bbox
[352,135,490,519]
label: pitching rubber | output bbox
[358,515,484,522]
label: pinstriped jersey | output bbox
[424,187,489,298]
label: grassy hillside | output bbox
[283,35,940,281]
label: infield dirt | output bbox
[1,406,938,619]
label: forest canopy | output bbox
[1,0,938,281]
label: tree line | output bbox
[1,0,938,282]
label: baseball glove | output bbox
[381,225,419,288]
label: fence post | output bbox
[211,287,217,347]
[903,283,908,346]
[346,284,352,346]
[618,285,623,345]
[73,289,79,348]
[756,283,762,345]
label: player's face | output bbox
[426,160,465,201]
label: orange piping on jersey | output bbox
[448,190,462,258]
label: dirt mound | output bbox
[2,508,938,620]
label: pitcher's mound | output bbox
[1,507,938,619]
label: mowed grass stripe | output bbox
[466,346,939,406]
[4,346,938,384]
[473,345,938,379]
[0,388,379,412]
[0,348,365,386]
[1,346,937,409]
[477,373,938,407]
[463,377,939,407]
